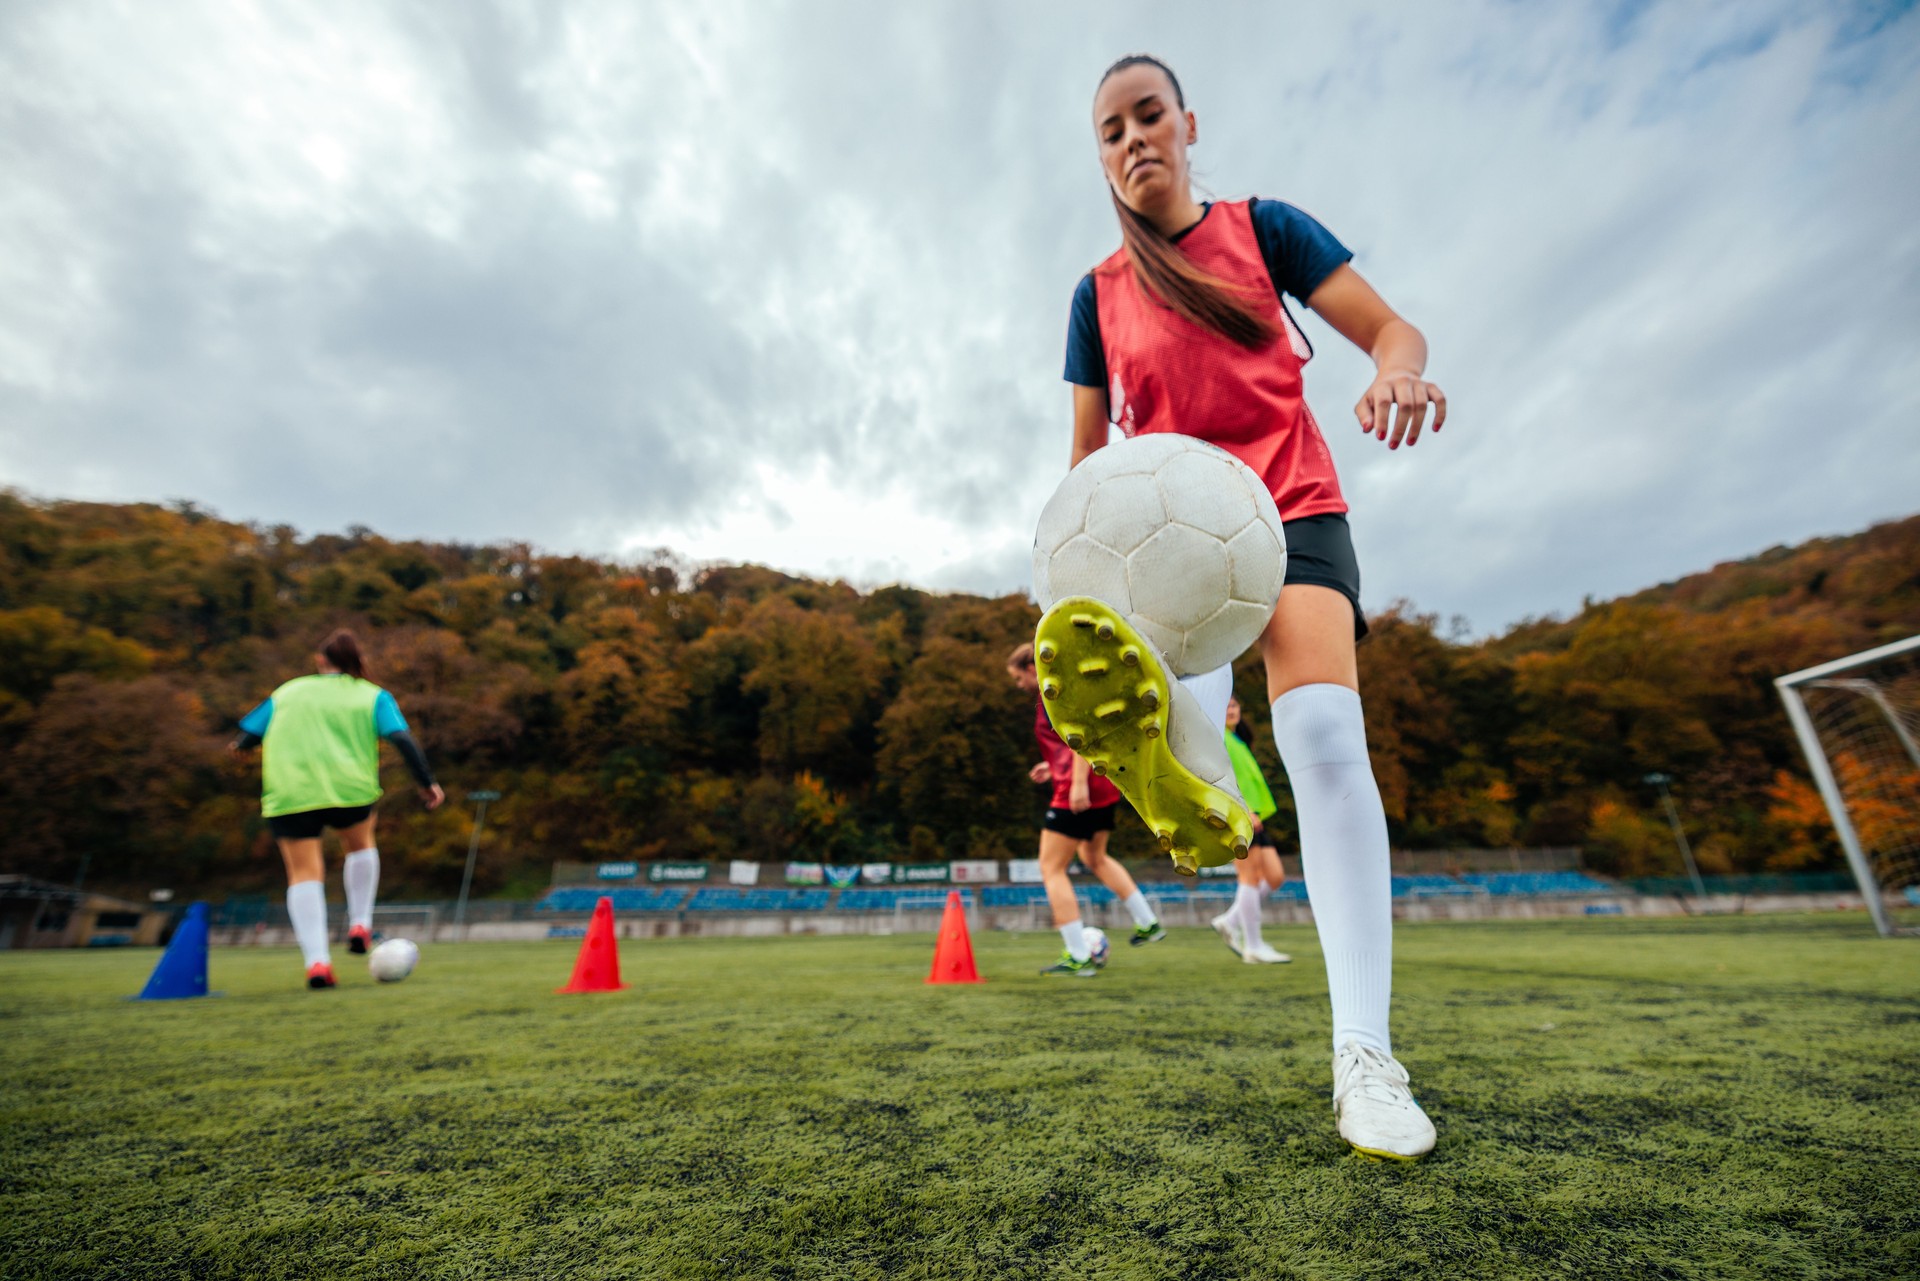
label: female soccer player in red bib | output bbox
[1041,55,1446,1159]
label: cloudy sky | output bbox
[2,0,1915,633]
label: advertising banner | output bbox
[859,862,893,885]
[1196,862,1239,878]
[785,862,825,886]
[729,860,761,886]
[824,864,860,888]
[596,861,638,881]
[647,862,711,883]
[891,864,950,884]
[949,859,1000,884]
[1007,859,1044,884]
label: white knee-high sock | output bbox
[287,880,331,968]
[343,847,379,930]
[1177,664,1234,736]
[1059,919,1090,962]
[1121,891,1157,930]
[1272,684,1393,1055]
[1233,881,1266,949]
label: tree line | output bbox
[2,491,1914,899]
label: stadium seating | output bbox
[685,887,832,913]
[833,888,961,913]
[1459,872,1612,896]
[536,886,691,913]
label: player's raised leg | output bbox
[1033,600,1252,875]
[339,812,379,955]
[1077,830,1165,946]
[1263,584,1432,1159]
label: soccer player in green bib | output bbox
[232,630,443,988]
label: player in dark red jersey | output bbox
[1042,55,1446,1157]
[1007,642,1165,976]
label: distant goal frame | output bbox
[1775,634,1920,938]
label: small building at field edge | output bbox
[0,876,173,950]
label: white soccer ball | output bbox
[368,938,420,983]
[1032,435,1287,675]
[1084,926,1110,967]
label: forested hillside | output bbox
[3,492,1914,899]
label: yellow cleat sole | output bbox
[1034,597,1253,876]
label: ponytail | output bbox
[1098,55,1278,351]
[319,629,369,681]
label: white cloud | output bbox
[0,0,1915,633]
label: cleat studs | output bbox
[1078,658,1109,676]
[1172,850,1198,875]
[1120,647,1140,666]
[1095,698,1128,720]
[1095,620,1116,640]
[1041,680,1060,699]
[1139,687,1160,709]
[1064,733,1084,750]
[1232,837,1251,858]
[1155,830,1174,850]
[1140,718,1161,738]
[1091,761,1107,777]
[1204,809,1229,831]
[1037,643,1056,663]
[1071,614,1094,629]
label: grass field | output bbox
[3,915,1917,1280]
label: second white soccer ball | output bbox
[1032,435,1286,676]
[368,937,420,983]
[1083,926,1110,967]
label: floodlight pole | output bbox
[454,790,501,942]
[1643,773,1707,898]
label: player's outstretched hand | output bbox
[422,783,446,810]
[1356,368,1446,451]
[1029,762,1052,785]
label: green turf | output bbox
[2,915,1917,1280]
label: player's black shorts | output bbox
[1281,513,1367,641]
[1249,824,1281,851]
[268,804,376,840]
[1042,803,1118,841]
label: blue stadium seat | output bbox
[535,886,690,913]
[1460,872,1611,896]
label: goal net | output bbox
[1776,635,1920,937]
[369,903,438,944]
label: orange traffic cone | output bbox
[557,896,628,994]
[926,890,983,984]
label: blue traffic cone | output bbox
[137,902,212,1000]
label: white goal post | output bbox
[369,903,438,943]
[1776,634,1920,938]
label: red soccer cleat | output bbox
[306,961,337,989]
[347,924,372,955]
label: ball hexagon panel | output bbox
[1127,523,1230,634]
[1083,472,1166,556]
[1046,535,1132,612]
[1034,467,1095,560]
[1226,523,1287,608]
[1094,432,1193,477]
[1154,450,1259,541]
[1183,598,1275,674]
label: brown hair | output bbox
[1098,55,1277,351]
[319,629,369,680]
[1006,642,1035,671]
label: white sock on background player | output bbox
[343,847,379,930]
[1273,683,1393,1055]
[287,880,331,968]
[1121,890,1157,930]
[1059,919,1091,963]
[1232,880,1265,950]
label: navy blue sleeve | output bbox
[1249,199,1353,306]
[1063,274,1106,387]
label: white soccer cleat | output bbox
[1209,911,1246,958]
[1332,1040,1435,1161]
[1244,941,1292,965]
